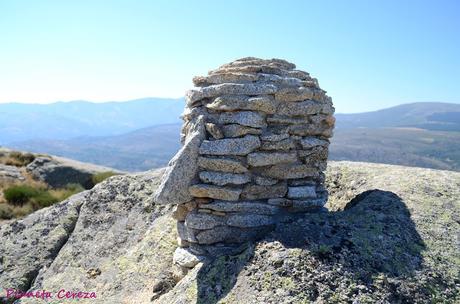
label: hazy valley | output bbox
[4,101,459,172]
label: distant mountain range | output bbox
[336,102,460,131]
[10,124,182,171]
[0,98,184,144]
[5,101,460,172]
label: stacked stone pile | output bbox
[154,57,335,267]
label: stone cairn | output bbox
[154,57,335,270]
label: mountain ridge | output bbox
[335,101,460,130]
[0,97,184,144]
[6,102,460,172]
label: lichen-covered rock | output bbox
[173,248,206,269]
[287,186,317,199]
[1,162,459,303]
[261,163,319,179]
[0,193,84,298]
[199,135,261,156]
[197,156,248,173]
[186,83,277,105]
[185,212,225,230]
[260,138,296,151]
[3,168,177,304]
[300,137,329,149]
[247,152,298,167]
[241,182,288,200]
[188,184,242,201]
[205,122,224,139]
[221,124,263,137]
[227,214,275,228]
[219,111,267,128]
[200,201,280,215]
[199,171,250,186]
[206,95,278,114]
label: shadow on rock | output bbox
[191,190,427,304]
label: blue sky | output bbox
[0,0,459,113]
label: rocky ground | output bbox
[0,161,459,303]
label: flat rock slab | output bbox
[185,212,225,230]
[258,73,304,87]
[254,176,279,186]
[198,156,248,173]
[289,198,326,212]
[287,186,317,199]
[0,193,85,296]
[199,135,261,156]
[199,171,250,186]
[289,123,333,137]
[241,182,287,200]
[207,95,278,114]
[173,247,205,269]
[219,111,267,128]
[260,133,290,142]
[275,87,315,102]
[195,225,271,244]
[227,214,275,228]
[247,152,298,167]
[277,100,324,116]
[216,57,296,70]
[200,201,280,215]
[154,117,205,205]
[193,73,259,86]
[186,83,277,105]
[300,137,329,149]
[5,168,176,304]
[260,138,296,151]
[205,123,224,139]
[189,184,242,201]
[261,163,319,179]
[222,124,262,138]
[267,115,309,125]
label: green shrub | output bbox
[314,244,333,258]
[12,203,34,218]
[65,183,86,193]
[2,182,86,219]
[0,203,14,219]
[30,191,59,209]
[3,185,39,206]
[92,171,118,185]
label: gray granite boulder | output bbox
[199,135,261,156]
[154,116,206,205]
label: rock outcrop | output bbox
[0,165,25,183]
[26,156,119,189]
[0,162,459,303]
[154,58,335,264]
[1,168,175,304]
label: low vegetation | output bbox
[0,182,85,220]
[0,150,122,220]
[91,171,119,185]
[0,151,36,167]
